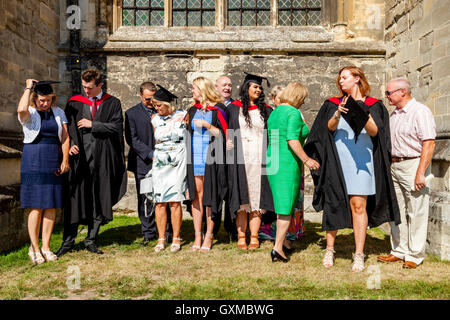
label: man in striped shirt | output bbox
[377,78,436,269]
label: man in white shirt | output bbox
[377,78,436,269]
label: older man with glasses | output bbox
[377,78,436,269]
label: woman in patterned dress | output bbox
[150,86,187,253]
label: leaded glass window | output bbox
[278,0,322,26]
[122,0,165,26]
[172,0,216,27]
[228,0,271,26]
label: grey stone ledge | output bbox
[109,26,335,43]
[433,139,450,161]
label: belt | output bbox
[392,156,419,163]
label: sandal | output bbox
[352,253,366,272]
[192,232,202,251]
[41,249,58,262]
[28,247,45,265]
[237,235,247,250]
[248,235,260,250]
[322,248,335,268]
[200,233,214,251]
[170,237,182,252]
[154,238,166,253]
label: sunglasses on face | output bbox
[385,88,403,97]
[144,98,153,102]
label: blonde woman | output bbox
[150,85,187,253]
[17,79,70,265]
[270,86,284,109]
[304,66,400,272]
[267,82,319,262]
[185,77,228,251]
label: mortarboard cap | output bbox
[243,72,270,87]
[153,85,178,103]
[32,80,60,95]
[341,95,370,142]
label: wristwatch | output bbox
[333,111,340,119]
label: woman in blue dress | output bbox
[17,79,70,265]
[185,77,227,251]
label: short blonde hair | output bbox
[29,92,57,108]
[193,77,224,106]
[337,66,371,97]
[279,82,308,108]
[153,99,176,113]
[270,86,284,99]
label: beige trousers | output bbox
[389,158,430,265]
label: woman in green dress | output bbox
[267,82,320,262]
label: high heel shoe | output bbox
[271,249,289,263]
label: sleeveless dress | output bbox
[334,116,376,195]
[191,109,212,176]
[151,109,187,203]
[267,104,309,215]
[20,110,63,209]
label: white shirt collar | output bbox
[89,91,103,102]
[396,98,416,113]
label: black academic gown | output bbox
[303,97,401,230]
[226,101,274,220]
[64,94,127,225]
[185,104,228,219]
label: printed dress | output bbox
[151,109,187,203]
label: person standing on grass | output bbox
[185,77,228,252]
[125,81,160,246]
[304,66,400,272]
[377,78,436,269]
[266,82,319,263]
[18,79,70,265]
[56,68,127,257]
[213,75,237,241]
[226,72,274,251]
[150,85,187,253]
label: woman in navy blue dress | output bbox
[17,79,70,265]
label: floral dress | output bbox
[151,109,187,203]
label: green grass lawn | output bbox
[0,214,448,300]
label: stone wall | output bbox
[385,0,450,260]
[0,0,61,136]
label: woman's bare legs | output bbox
[41,209,56,251]
[28,209,43,252]
[192,176,204,249]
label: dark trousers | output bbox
[135,173,172,240]
[211,198,237,238]
[61,215,103,248]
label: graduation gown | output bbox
[64,94,127,225]
[303,97,401,230]
[185,104,228,218]
[226,101,274,220]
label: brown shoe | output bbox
[248,235,260,250]
[377,254,403,263]
[237,235,247,250]
[402,261,418,269]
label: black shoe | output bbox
[56,245,74,257]
[283,245,295,254]
[85,243,104,255]
[140,239,151,247]
[271,249,289,263]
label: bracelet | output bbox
[24,87,32,91]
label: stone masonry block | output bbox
[433,56,450,80]
[420,31,434,54]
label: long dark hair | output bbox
[239,81,270,128]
